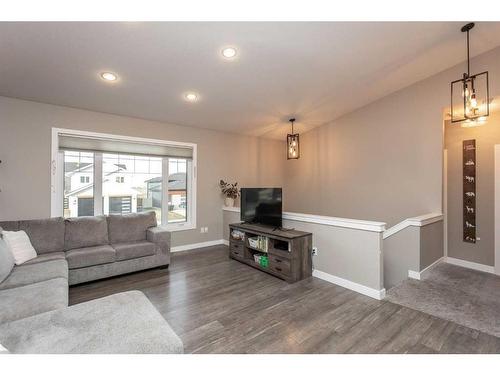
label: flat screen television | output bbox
[240,188,282,228]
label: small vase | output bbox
[224,197,235,207]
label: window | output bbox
[63,151,94,218]
[168,159,187,223]
[53,129,196,230]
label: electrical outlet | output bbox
[200,227,204,233]
[312,247,318,256]
[205,227,208,233]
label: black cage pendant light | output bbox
[287,118,300,159]
[451,22,489,123]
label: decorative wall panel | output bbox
[463,139,476,243]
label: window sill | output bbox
[161,223,196,232]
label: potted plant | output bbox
[219,180,240,207]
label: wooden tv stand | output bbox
[228,222,312,283]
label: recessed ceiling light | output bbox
[184,92,199,102]
[221,47,237,59]
[100,72,118,82]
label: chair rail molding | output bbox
[383,213,444,240]
[222,207,386,233]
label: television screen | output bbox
[240,188,282,227]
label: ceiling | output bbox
[1,22,500,139]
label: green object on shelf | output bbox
[259,255,269,268]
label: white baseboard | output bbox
[312,269,386,300]
[408,270,421,280]
[171,239,225,253]
[222,239,229,246]
[444,256,495,274]
[408,256,445,280]
[421,257,445,278]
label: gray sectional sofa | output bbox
[0,291,183,354]
[0,212,183,354]
[0,211,171,286]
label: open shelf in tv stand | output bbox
[228,222,312,283]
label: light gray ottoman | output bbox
[0,290,183,354]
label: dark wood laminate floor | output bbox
[69,245,500,354]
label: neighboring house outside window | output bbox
[145,164,187,223]
[63,151,95,219]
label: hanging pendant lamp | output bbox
[451,22,489,123]
[287,118,300,160]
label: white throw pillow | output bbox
[2,230,37,265]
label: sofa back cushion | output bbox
[19,217,65,254]
[0,221,20,231]
[64,216,109,250]
[0,237,15,283]
[107,212,157,244]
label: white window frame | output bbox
[51,127,197,232]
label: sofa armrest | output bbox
[147,227,171,255]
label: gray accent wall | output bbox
[383,220,443,289]
[383,226,420,289]
[420,220,444,269]
[223,210,384,292]
[0,96,286,247]
[445,112,500,266]
[284,46,500,227]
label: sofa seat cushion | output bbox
[112,241,156,261]
[0,259,68,290]
[65,245,116,269]
[107,212,157,244]
[64,216,109,250]
[0,278,68,324]
[19,217,65,254]
[23,252,66,265]
[0,291,184,354]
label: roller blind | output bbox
[58,134,193,159]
